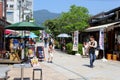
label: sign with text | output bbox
[99,29,104,50]
[73,31,79,51]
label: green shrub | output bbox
[66,43,83,55]
[54,40,60,49]
[66,43,76,55]
[78,44,83,55]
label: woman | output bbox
[88,36,97,68]
[48,44,54,63]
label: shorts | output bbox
[48,53,53,58]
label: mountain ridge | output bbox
[33,10,60,25]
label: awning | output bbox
[85,21,120,32]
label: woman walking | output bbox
[88,36,97,68]
[48,43,54,63]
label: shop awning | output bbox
[85,21,120,32]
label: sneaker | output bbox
[89,65,93,68]
[47,61,50,63]
[50,61,53,63]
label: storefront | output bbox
[85,6,120,61]
[0,18,7,50]
[0,18,10,59]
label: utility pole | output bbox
[19,0,21,22]
[3,0,7,50]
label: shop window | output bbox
[6,4,8,8]
[10,0,14,1]
[10,5,14,10]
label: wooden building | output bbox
[85,7,120,60]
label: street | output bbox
[0,0,120,80]
[7,42,120,80]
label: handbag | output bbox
[95,49,99,57]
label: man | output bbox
[88,36,97,68]
[44,37,48,48]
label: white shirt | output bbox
[88,41,97,48]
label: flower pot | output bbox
[113,54,117,61]
[107,54,112,60]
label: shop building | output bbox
[6,0,33,23]
[85,7,120,60]
[0,0,10,51]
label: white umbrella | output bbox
[57,33,71,38]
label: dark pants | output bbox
[44,42,47,48]
[90,53,96,67]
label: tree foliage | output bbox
[31,30,40,36]
[44,5,90,36]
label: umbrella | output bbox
[29,32,38,38]
[5,22,44,30]
[5,29,15,35]
[57,33,71,38]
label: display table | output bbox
[13,63,32,80]
[0,65,10,79]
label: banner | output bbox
[99,29,104,50]
[73,31,79,51]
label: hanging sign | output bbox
[99,29,104,50]
[73,31,79,51]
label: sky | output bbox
[34,0,120,15]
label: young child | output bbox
[48,44,54,63]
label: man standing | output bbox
[88,36,97,68]
[44,37,48,48]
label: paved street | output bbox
[7,42,120,80]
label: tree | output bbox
[59,5,90,33]
[44,19,61,36]
[32,30,40,36]
[44,5,90,36]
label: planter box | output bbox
[107,54,112,60]
[113,54,117,61]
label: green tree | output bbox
[59,5,90,33]
[31,30,40,36]
[44,5,90,36]
[44,19,61,36]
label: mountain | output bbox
[33,10,60,25]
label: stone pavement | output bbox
[7,42,120,80]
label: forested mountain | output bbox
[33,10,60,25]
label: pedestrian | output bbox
[44,37,48,48]
[88,36,97,68]
[83,42,89,56]
[48,44,54,63]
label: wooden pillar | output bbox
[0,0,3,18]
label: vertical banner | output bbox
[73,31,79,51]
[99,29,104,50]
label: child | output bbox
[48,44,54,63]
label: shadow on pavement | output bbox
[69,78,87,80]
[53,63,88,80]
[14,77,30,80]
[83,64,90,68]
